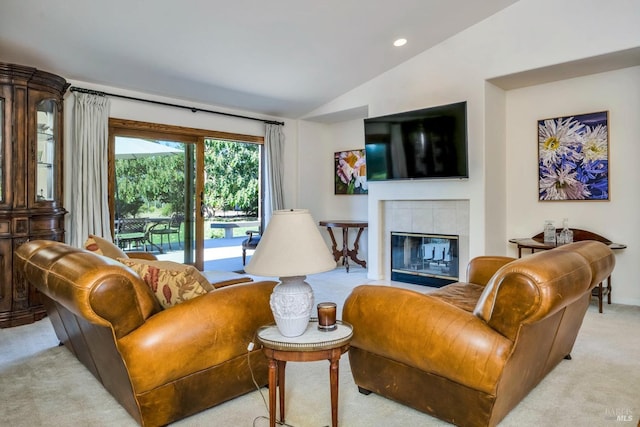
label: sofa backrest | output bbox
[553,240,616,289]
[473,241,613,340]
[15,240,161,338]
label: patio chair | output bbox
[242,229,261,265]
[149,213,184,251]
[115,218,150,251]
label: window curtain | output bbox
[65,93,112,247]
[263,123,285,226]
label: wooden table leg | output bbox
[329,354,340,427]
[346,227,367,269]
[325,227,342,262]
[278,360,286,423]
[341,227,350,272]
[268,358,277,427]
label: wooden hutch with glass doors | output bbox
[0,63,68,327]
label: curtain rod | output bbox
[69,86,285,126]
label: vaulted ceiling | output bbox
[0,0,519,118]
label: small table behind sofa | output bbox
[509,228,626,313]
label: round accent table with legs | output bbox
[256,319,353,427]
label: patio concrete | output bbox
[154,236,254,272]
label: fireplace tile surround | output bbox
[381,200,470,284]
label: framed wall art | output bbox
[538,111,609,201]
[334,149,368,195]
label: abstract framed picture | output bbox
[538,111,609,201]
[334,149,368,195]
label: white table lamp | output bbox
[245,209,336,337]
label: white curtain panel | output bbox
[66,93,111,247]
[264,123,285,226]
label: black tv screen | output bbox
[364,101,468,181]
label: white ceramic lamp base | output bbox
[269,276,314,337]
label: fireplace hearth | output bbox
[391,232,459,287]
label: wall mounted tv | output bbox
[364,101,468,181]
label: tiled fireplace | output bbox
[381,200,469,285]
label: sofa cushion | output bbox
[428,282,485,313]
[118,258,214,308]
[84,234,128,260]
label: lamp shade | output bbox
[245,209,336,277]
[245,209,337,336]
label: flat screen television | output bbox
[364,101,468,181]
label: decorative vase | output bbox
[269,276,314,337]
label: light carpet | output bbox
[1,267,639,426]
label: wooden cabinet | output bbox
[0,63,68,327]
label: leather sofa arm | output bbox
[117,280,277,394]
[16,240,161,337]
[466,256,516,286]
[474,249,593,340]
[126,251,158,260]
[343,285,513,394]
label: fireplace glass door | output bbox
[391,232,459,287]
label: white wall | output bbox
[504,66,640,305]
[297,118,369,262]
[298,0,640,303]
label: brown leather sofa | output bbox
[15,240,277,427]
[343,241,615,427]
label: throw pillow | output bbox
[84,234,128,260]
[117,258,214,308]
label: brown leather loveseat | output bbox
[15,240,277,427]
[343,241,615,427]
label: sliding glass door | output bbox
[109,118,264,271]
[113,136,201,266]
[201,139,262,271]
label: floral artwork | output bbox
[335,149,368,195]
[538,111,609,201]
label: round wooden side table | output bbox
[256,319,353,427]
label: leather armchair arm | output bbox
[343,285,513,394]
[118,280,277,393]
[466,256,515,285]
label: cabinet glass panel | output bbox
[36,99,56,201]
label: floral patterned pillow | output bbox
[117,258,214,308]
[84,234,128,260]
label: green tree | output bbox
[204,139,259,216]
[115,154,185,217]
[115,139,259,219]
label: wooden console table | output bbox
[509,229,626,313]
[319,220,368,273]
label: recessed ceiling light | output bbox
[393,38,407,47]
